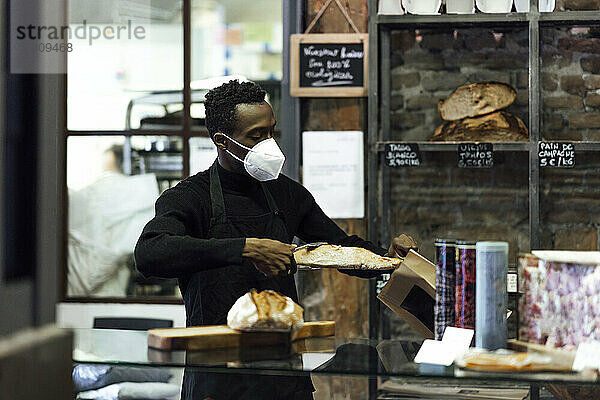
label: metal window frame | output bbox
[60,0,299,303]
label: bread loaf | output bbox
[430,111,529,142]
[294,244,401,270]
[438,82,517,121]
[227,289,304,331]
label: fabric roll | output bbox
[434,240,456,340]
[455,242,476,331]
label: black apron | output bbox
[181,163,314,400]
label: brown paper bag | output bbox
[377,250,436,338]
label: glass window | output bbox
[191,0,283,123]
[67,0,183,131]
[66,135,181,298]
[65,0,283,301]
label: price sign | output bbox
[376,273,391,295]
[507,273,518,293]
[457,143,493,168]
[539,142,575,168]
[385,143,422,167]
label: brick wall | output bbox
[390,27,529,141]
[555,0,600,10]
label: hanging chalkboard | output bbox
[298,42,364,88]
[539,142,575,168]
[385,143,422,167]
[291,34,368,97]
[457,143,494,168]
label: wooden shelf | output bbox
[376,11,600,27]
[374,141,600,152]
[374,141,530,152]
[539,11,600,25]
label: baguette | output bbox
[438,82,517,121]
[430,111,529,142]
[294,244,401,270]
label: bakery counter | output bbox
[72,328,599,389]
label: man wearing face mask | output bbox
[135,80,419,400]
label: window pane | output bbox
[67,135,182,298]
[190,0,283,127]
[67,0,183,130]
[191,0,282,81]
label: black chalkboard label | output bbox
[539,142,575,168]
[299,43,364,88]
[385,143,422,167]
[457,143,493,168]
[376,273,391,295]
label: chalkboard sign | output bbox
[457,143,493,168]
[385,143,422,167]
[539,142,575,168]
[290,33,368,97]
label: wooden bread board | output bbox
[148,321,335,351]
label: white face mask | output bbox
[220,134,285,181]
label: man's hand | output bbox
[386,234,419,258]
[243,238,297,276]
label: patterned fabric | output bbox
[435,243,456,340]
[455,245,476,331]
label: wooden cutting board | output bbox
[148,321,335,351]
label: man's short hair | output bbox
[204,80,266,138]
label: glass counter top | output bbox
[71,328,600,386]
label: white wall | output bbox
[56,302,187,329]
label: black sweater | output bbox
[134,162,387,279]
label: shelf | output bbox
[368,0,600,372]
[375,141,600,152]
[571,142,600,151]
[376,12,528,27]
[539,11,600,25]
[375,141,530,152]
[376,11,600,27]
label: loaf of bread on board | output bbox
[430,111,529,142]
[438,82,517,121]
[227,289,303,331]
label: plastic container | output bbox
[455,241,476,331]
[475,241,508,350]
[434,239,457,340]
